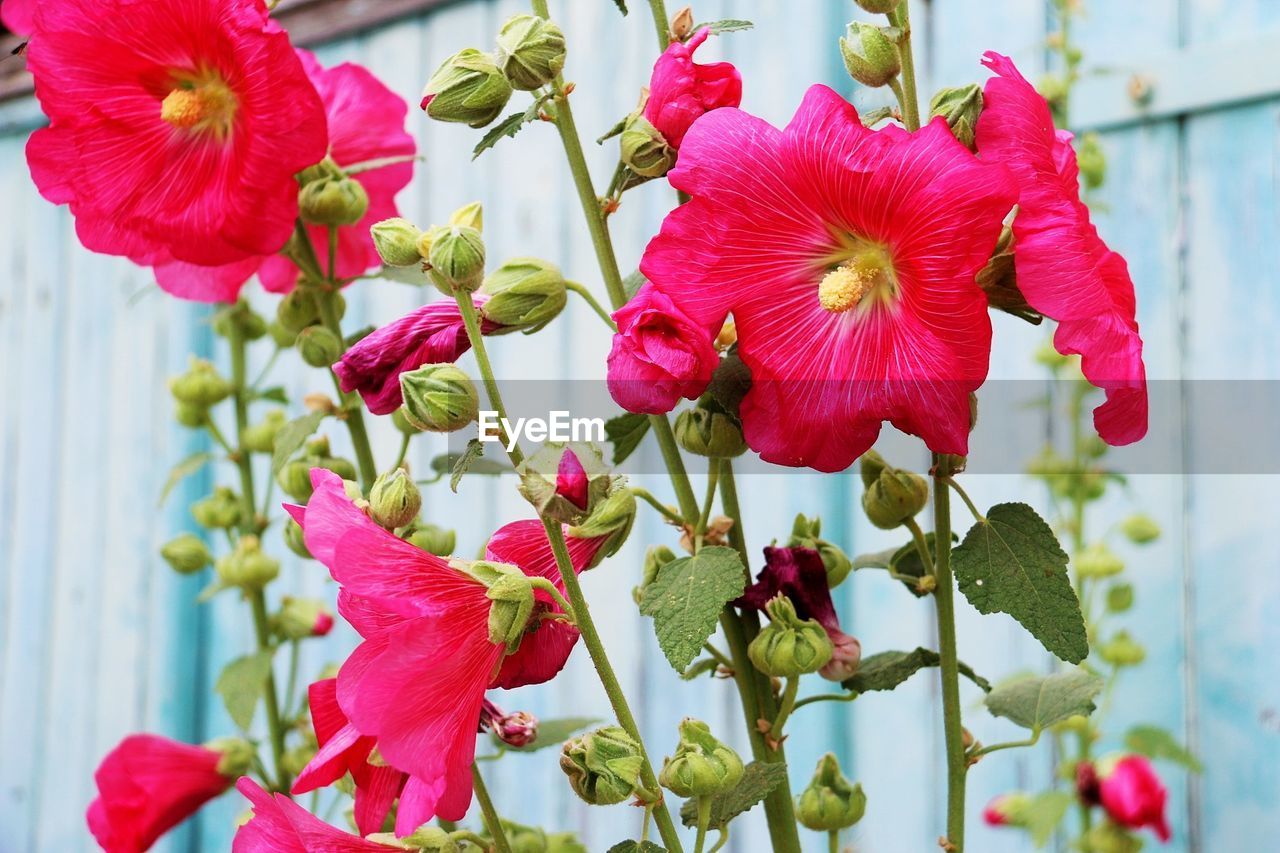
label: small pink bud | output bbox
[983,793,1031,827]
[312,611,335,637]
[556,448,589,510]
[494,711,539,748]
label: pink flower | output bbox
[86,734,234,852]
[607,283,721,415]
[313,610,335,636]
[556,448,589,510]
[24,0,327,274]
[976,52,1148,445]
[234,778,394,852]
[738,546,861,681]
[639,85,1017,471]
[982,793,1029,827]
[1079,755,1171,842]
[2,0,34,35]
[333,296,503,415]
[644,27,742,149]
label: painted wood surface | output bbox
[0,1,1276,850]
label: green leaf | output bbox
[1025,790,1074,848]
[888,533,943,597]
[851,547,896,570]
[252,386,289,404]
[500,716,599,753]
[428,446,509,483]
[680,657,719,681]
[610,0,628,14]
[622,269,647,301]
[951,502,1087,663]
[604,413,650,464]
[841,647,991,695]
[215,651,275,731]
[158,451,216,506]
[1124,724,1203,772]
[693,18,754,34]
[679,761,787,827]
[596,115,628,144]
[639,546,745,672]
[270,411,327,476]
[607,843,663,853]
[447,439,499,492]
[984,670,1104,731]
[472,98,548,159]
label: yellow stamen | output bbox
[160,89,205,129]
[160,73,238,139]
[818,265,876,313]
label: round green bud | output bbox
[191,487,243,530]
[861,465,929,530]
[674,406,746,458]
[421,47,513,128]
[213,300,268,341]
[748,596,834,678]
[1079,822,1144,853]
[283,517,312,559]
[449,201,484,232]
[277,459,316,503]
[216,535,280,589]
[788,513,853,588]
[620,112,676,178]
[462,560,536,651]
[567,480,636,563]
[634,544,676,604]
[296,325,343,368]
[160,533,212,575]
[559,726,644,806]
[299,176,369,227]
[855,0,901,12]
[929,83,983,149]
[317,455,358,482]
[369,469,422,529]
[400,363,480,432]
[1106,582,1134,613]
[1120,514,1160,544]
[242,410,287,455]
[1077,132,1107,191]
[840,22,901,88]
[273,596,334,640]
[795,753,867,831]
[170,358,234,408]
[207,737,256,778]
[479,257,568,333]
[393,826,459,852]
[658,718,744,798]
[371,217,425,267]
[406,523,457,557]
[390,406,425,436]
[858,449,888,488]
[496,14,567,90]
[1076,543,1124,578]
[268,320,297,349]
[516,443,609,525]
[276,289,321,334]
[1099,630,1146,667]
[427,225,486,294]
[174,400,207,428]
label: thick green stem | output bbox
[565,280,618,330]
[646,0,671,50]
[888,2,922,132]
[932,453,967,850]
[314,289,378,490]
[471,764,513,853]
[693,796,711,853]
[452,291,525,468]
[828,830,840,853]
[249,591,289,791]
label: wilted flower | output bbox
[643,27,742,150]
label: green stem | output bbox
[973,728,1041,758]
[646,0,671,50]
[770,676,801,739]
[529,576,574,619]
[392,432,411,471]
[452,290,525,467]
[932,453,967,851]
[651,415,701,523]
[631,487,685,525]
[313,289,378,490]
[828,830,840,853]
[793,691,859,712]
[249,590,289,791]
[945,477,986,524]
[565,280,618,330]
[693,796,711,853]
[470,764,512,853]
[283,639,301,721]
[695,462,721,538]
[903,518,937,577]
[702,642,734,671]
[888,2,922,131]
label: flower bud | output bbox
[1076,543,1124,578]
[748,595,834,678]
[567,479,636,562]
[174,401,207,428]
[517,443,609,525]
[840,23,901,88]
[858,449,888,488]
[277,460,316,503]
[670,6,695,40]
[400,363,480,432]
[276,289,321,334]
[317,455,359,483]
[280,740,319,780]
[929,83,983,149]
[449,201,485,232]
[634,544,676,604]
[795,753,867,831]
[855,0,901,12]
[674,405,746,458]
[377,827,458,852]
[296,325,343,368]
[787,514,853,588]
[406,523,457,557]
[170,358,234,408]
[242,410,287,454]
[390,407,425,436]
[1077,132,1107,191]
[207,737,256,778]
[659,718,744,798]
[283,518,312,559]
[559,726,644,805]
[371,217,425,267]
[213,300,268,341]
[1099,630,1146,667]
[495,14,567,91]
[861,464,929,530]
[273,596,335,640]
[426,225,486,294]
[982,792,1032,827]
[620,112,676,178]
[160,533,212,575]
[462,560,536,651]
[299,176,369,227]
[1120,514,1160,544]
[1106,582,1134,613]
[216,535,280,589]
[493,710,539,748]
[191,487,243,530]
[1079,823,1144,853]
[421,48,513,128]
[479,257,568,333]
[369,469,422,529]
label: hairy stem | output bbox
[888,1,922,132]
[470,764,513,853]
[313,289,378,490]
[646,0,671,50]
[932,453,967,850]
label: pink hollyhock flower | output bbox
[153,48,416,302]
[644,27,742,149]
[86,734,235,852]
[639,85,1017,471]
[24,0,327,276]
[556,448,589,510]
[287,470,605,832]
[607,283,721,415]
[2,0,34,35]
[1078,755,1171,842]
[234,778,394,852]
[976,52,1148,445]
[738,546,861,682]
[333,295,504,415]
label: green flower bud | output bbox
[1079,822,1143,853]
[840,22,901,88]
[496,14,567,91]
[559,726,644,805]
[545,832,587,853]
[406,523,457,557]
[1099,630,1146,667]
[400,363,480,432]
[213,300,268,341]
[283,517,312,559]
[390,406,425,436]
[929,84,983,149]
[206,737,255,778]
[567,479,636,562]
[488,820,549,853]
[1106,582,1134,613]
[461,560,536,651]
[795,753,867,831]
[748,595,833,678]
[479,257,568,333]
[421,48,513,128]
[788,514,853,588]
[674,406,746,458]
[170,358,234,408]
[1077,132,1107,191]
[620,112,676,178]
[369,469,422,529]
[280,740,318,780]
[277,459,316,503]
[299,176,369,227]
[216,535,280,589]
[517,443,610,525]
[658,718,744,798]
[371,827,458,852]
[242,410,287,454]
[273,596,334,640]
[861,462,929,530]
[856,0,901,11]
[191,487,243,530]
[174,401,207,428]
[449,202,485,232]
[1076,543,1124,578]
[296,326,343,368]
[276,289,321,334]
[160,533,212,575]
[319,455,359,482]
[634,544,676,604]
[425,225,486,294]
[858,450,888,488]
[1120,514,1160,544]
[371,217,425,267]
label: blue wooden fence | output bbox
[1,0,1277,850]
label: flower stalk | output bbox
[931,452,967,850]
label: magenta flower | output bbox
[234,778,394,852]
[638,85,1017,471]
[607,283,721,415]
[1079,755,1171,842]
[738,546,861,681]
[86,734,235,852]
[976,52,1148,445]
[556,448,589,510]
[644,27,742,149]
[2,0,34,34]
[333,296,504,415]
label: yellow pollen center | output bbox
[160,89,205,129]
[818,265,875,313]
[160,73,238,139]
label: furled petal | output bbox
[233,778,393,852]
[644,27,743,148]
